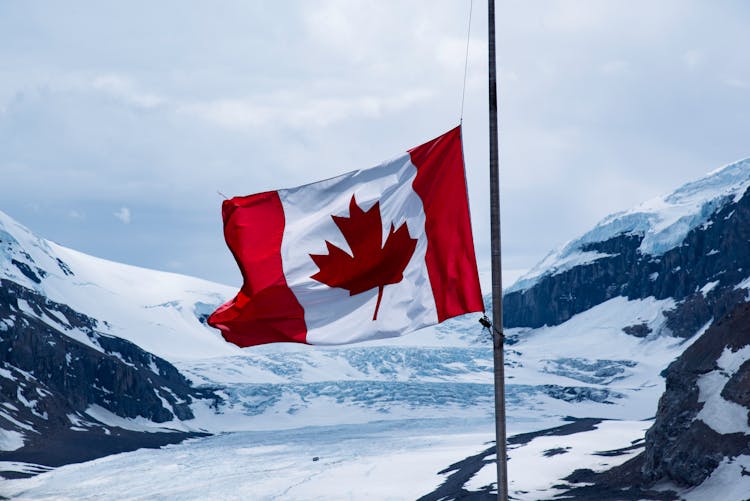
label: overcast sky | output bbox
[1,1,749,289]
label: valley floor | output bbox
[0,417,650,500]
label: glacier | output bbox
[509,157,750,293]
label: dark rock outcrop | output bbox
[639,301,750,486]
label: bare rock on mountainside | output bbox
[561,301,750,499]
[0,279,219,477]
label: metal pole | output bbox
[488,0,508,499]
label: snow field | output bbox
[0,420,494,501]
[468,419,652,499]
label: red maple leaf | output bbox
[310,194,418,321]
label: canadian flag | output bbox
[208,126,484,346]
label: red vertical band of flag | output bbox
[410,126,484,321]
[207,191,307,346]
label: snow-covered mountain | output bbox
[2,156,750,500]
[0,210,239,360]
[0,210,237,475]
[509,157,750,294]
[497,158,750,500]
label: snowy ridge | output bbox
[0,209,239,360]
[510,157,750,292]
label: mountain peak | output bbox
[510,157,750,293]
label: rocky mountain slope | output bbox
[495,158,750,500]
[0,211,234,477]
[505,158,750,340]
[558,301,750,500]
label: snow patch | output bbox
[468,420,650,499]
[84,405,193,433]
[0,429,24,451]
[0,420,493,500]
[735,275,750,298]
[0,409,35,432]
[700,280,720,295]
[679,455,750,501]
[0,366,15,380]
[696,345,750,435]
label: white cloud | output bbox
[113,207,131,224]
[179,89,435,130]
[90,74,164,108]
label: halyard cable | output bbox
[459,0,474,123]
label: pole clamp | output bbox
[479,315,504,343]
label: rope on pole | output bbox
[460,0,474,123]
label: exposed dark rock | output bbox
[416,444,496,501]
[722,359,750,417]
[591,441,644,457]
[11,258,41,284]
[55,257,74,276]
[622,322,652,338]
[508,417,604,446]
[561,456,680,500]
[543,447,570,457]
[663,286,747,339]
[0,426,207,476]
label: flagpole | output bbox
[488,0,508,499]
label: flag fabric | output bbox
[208,126,484,346]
